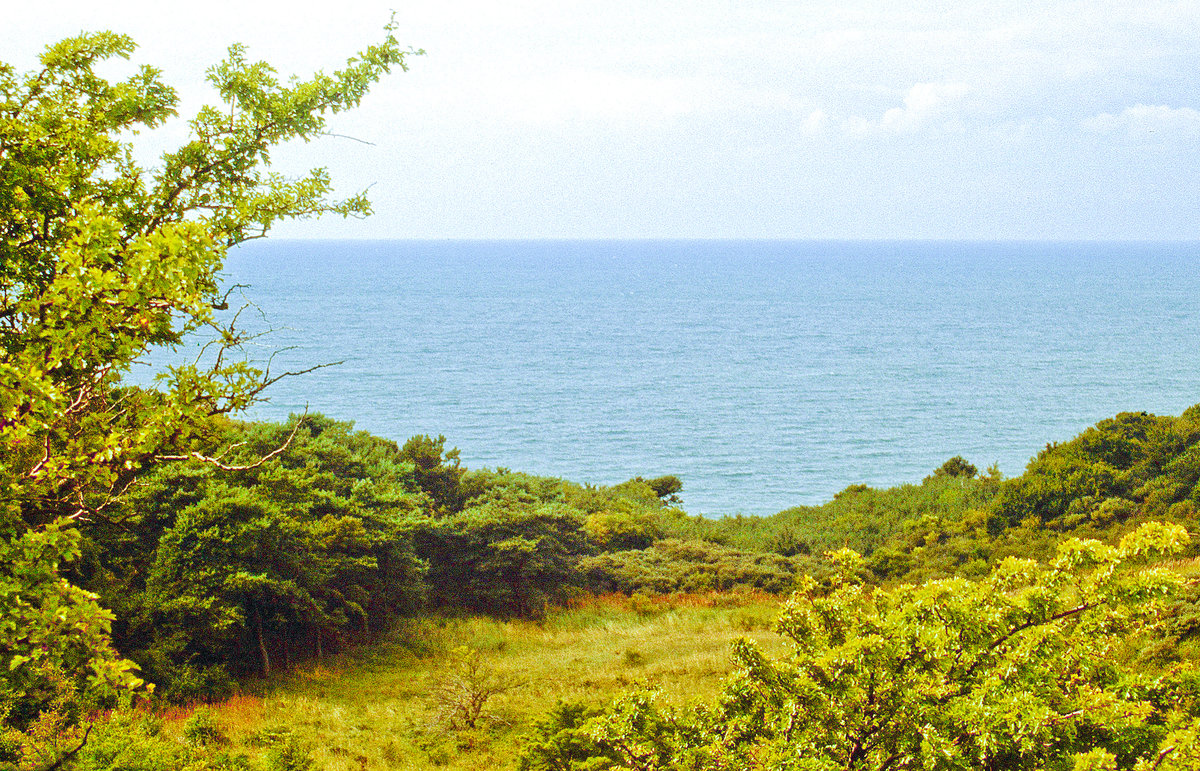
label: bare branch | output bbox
[157,410,307,470]
[212,282,250,311]
[319,131,376,146]
[239,360,344,406]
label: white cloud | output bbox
[843,81,971,135]
[1083,104,1200,139]
[880,82,970,132]
[801,109,829,135]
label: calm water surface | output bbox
[200,240,1200,516]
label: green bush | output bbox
[182,708,228,749]
[262,735,315,771]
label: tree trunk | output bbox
[253,604,270,677]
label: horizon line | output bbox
[257,236,1200,244]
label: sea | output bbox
[188,239,1200,517]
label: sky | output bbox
[7,0,1200,239]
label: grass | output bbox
[163,592,789,770]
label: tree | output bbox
[930,455,978,480]
[400,434,467,513]
[112,416,427,693]
[520,522,1200,770]
[417,493,590,617]
[0,24,417,742]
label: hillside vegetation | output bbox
[4,26,1199,771]
[5,404,1196,769]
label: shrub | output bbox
[182,708,228,749]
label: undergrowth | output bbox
[81,593,784,771]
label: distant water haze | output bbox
[172,240,1200,516]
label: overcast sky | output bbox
[8,0,1200,239]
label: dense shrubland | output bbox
[11,399,1200,768]
[71,412,709,700]
[62,404,1200,705]
[14,376,1200,769]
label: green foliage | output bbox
[518,700,613,771]
[63,708,262,771]
[85,415,428,693]
[0,668,90,771]
[0,522,141,729]
[580,539,806,595]
[181,709,228,749]
[417,493,590,617]
[583,506,664,551]
[73,411,716,693]
[661,470,1000,586]
[66,398,1200,730]
[521,522,1200,770]
[622,476,683,505]
[0,24,413,742]
[993,409,1200,531]
[261,735,314,771]
[402,435,467,513]
[656,409,1200,591]
[929,454,979,479]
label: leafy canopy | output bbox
[520,522,1200,770]
[0,24,416,729]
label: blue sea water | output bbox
[203,239,1200,517]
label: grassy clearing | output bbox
[167,592,789,770]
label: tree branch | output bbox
[156,410,307,470]
[319,131,376,145]
[39,723,92,771]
